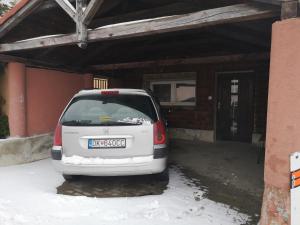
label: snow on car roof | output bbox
[77,89,149,97]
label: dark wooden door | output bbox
[216,73,253,142]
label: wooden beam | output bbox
[0,0,42,39]
[76,0,88,48]
[0,3,279,53]
[39,0,119,16]
[39,0,75,11]
[0,54,81,73]
[83,0,105,25]
[89,53,270,71]
[210,27,269,48]
[33,47,57,60]
[252,0,282,5]
[90,36,233,66]
[54,0,104,48]
[281,0,298,19]
[89,2,201,28]
[54,0,77,21]
[74,42,117,67]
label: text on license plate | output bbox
[88,138,126,149]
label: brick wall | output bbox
[111,61,269,134]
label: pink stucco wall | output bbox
[7,63,93,137]
[0,71,8,115]
[260,18,300,225]
[25,68,93,136]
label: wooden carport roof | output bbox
[0,0,294,74]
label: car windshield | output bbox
[61,94,157,126]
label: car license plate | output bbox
[88,138,126,149]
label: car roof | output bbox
[76,89,150,97]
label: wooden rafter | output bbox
[54,0,76,21]
[0,0,42,39]
[83,0,105,25]
[210,26,269,48]
[89,53,270,71]
[75,0,87,48]
[0,53,80,73]
[89,2,201,28]
[253,0,282,5]
[0,3,279,53]
[253,0,299,19]
[74,42,117,67]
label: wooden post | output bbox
[76,0,88,49]
[54,0,104,49]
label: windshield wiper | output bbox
[98,121,142,126]
[117,121,143,125]
[62,120,92,126]
[62,120,143,126]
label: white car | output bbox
[52,89,168,181]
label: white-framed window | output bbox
[150,80,196,106]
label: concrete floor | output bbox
[56,139,264,225]
[170,140,265,224]
[170,140,264,197]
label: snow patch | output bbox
[118,117,152,125]
[0,134,52,142]
[0,159,250,225]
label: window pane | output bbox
[230,79,239,136]
[152,84,171,102]
[175,83,196,103]
[231,79,239,94]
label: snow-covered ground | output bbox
[0,159,250,225]
[0,138,11,142]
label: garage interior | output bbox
[0,0,288,224]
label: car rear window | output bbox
[61,94,158,126]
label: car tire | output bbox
[63,174,78,181]
[155,168,169,182]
